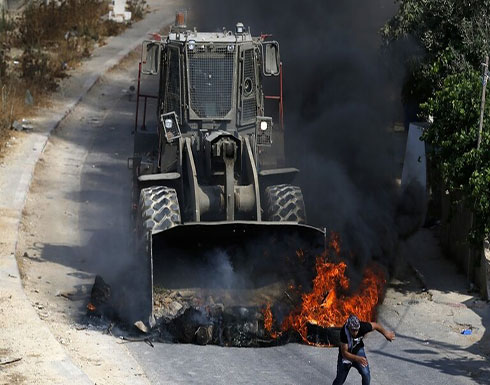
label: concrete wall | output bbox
[440,193,489,299]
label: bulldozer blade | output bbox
[152,221,325,250]
[150,221,325,289]
[131,222,325,328]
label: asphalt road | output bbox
[17,47,487,385]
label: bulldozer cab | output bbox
[140,24,281,143]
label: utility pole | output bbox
[477,55,489,150]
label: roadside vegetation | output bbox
[0,0,147,150]
[383,0,490,244]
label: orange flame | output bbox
[262,304,281,339]
[87,303,96,312]
[263,304,273,331]
[329,232,342,256]
[282,258,385,342]
[262,233,386,343]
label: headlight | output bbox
[227,44,235,53]
[256,116,272,146]
[164,119,173,129]
[188,40,195,51]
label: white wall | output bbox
[113,0,126,14]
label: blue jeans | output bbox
[332,347,371,385]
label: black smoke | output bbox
[184,0,409,271]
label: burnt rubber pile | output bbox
[86,274,303,347]
[86,264,351,348]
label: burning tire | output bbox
[139,186,181,233]
[264,184,307,223]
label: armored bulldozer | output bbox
[131,14,324,325]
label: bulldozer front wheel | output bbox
[139,186,181,234]
[264,184,307,223]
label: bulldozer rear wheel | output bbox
[139,186,181,233]
[264,184,307,223]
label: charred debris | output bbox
[87,274,288,347]
[86,251,359,349]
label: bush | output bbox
[421,69,490,241]
[0,83,14,143]
[0,47,7,81]
[18,0,110,48]
[1,0,148,150]
[0,9,15,34]
[382,0,490,104]
[20,48,57,92]
[127,0,148,21]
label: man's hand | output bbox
[371,322,395,342]
[357,356,368,367]
[341,343,369,367]
[384,330,395,342]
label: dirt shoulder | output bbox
[14,49,153,385]
[0,1,179,384]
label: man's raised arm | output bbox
[370,322,395,342]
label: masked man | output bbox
[332,315,395,385]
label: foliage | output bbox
[382,0,490,103]
[1,0,133,149]
[20,48,58,91]
[384,0,490,243]
[0,46,6,81]
[382,0,490,59]
[127,0,148,21]
[18,0,109,48]
[421,70,490,240]
[0,9,15,34]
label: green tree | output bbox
[382,0,490,102]
[383,0,490,242]
[421,70,490,240]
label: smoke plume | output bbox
[184,0,408,270]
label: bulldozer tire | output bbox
[264,184,307,223]
[139,186,181,234]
